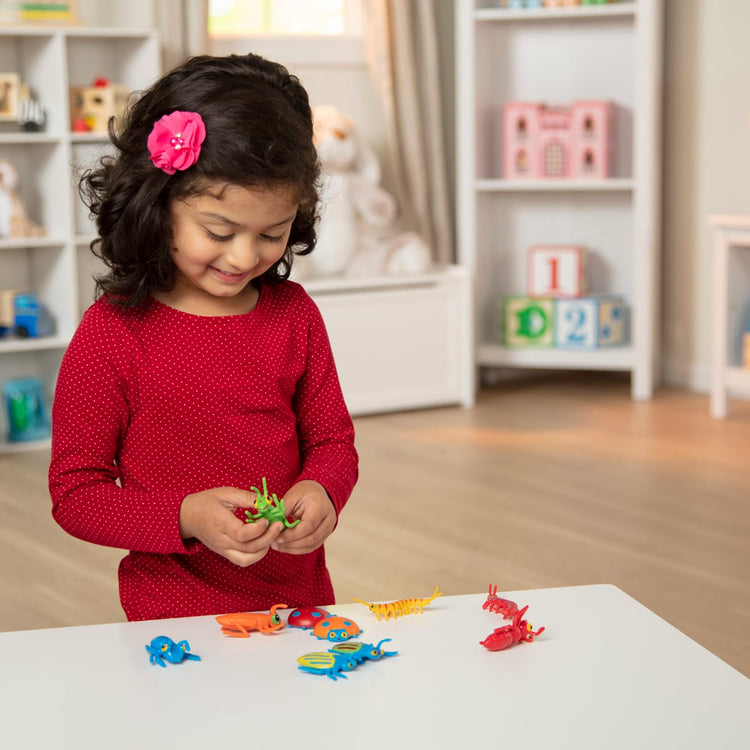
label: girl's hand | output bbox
[179,487,283,567]
[271,480,337,555]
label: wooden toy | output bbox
[555,295,627,349]
[0,73,21,121]
[502,297,555,347]
[503,101,615,179]
[69,78,129,133]
[528,245,586,298]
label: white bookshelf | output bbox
[0,26,161,452]
[456,0,663,399]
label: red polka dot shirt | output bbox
[49,281,358,621]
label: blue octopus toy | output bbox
[146,636,201,667]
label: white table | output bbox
[1,584,748,749]
[709,215,750,418]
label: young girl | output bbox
[49,53,358,621]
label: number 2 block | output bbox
[555,295,627,349]
[527,245,586,298]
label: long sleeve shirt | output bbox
[49,281,358,620]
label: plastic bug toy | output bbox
[145,636,201,667]
[483,584,519,620]
[244,477,300,528]
[354,585,442,621]
[297,651,359,681]
[287,606,330,629]
[310,615,362,642]
[331,638,398,664]
[215,603,287,638]
[479,605,545,652]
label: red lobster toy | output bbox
[482,584,519,620]
[479,605,545,652]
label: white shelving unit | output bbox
[0,26,160,452]
[456,0,663,399]
[708,215,750,419]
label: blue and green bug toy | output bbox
[146,636,201,667]
[330,638,398,664]
[297,651,359,680]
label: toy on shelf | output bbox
[3,377,50,442]
[482,584,519,620]
[19,1,78,23]
[145,636,201,667]
[244,476,300,528]
[297,650,359,681]
[215,603,287,637]
[354,585,442,621]
[480,605,545,652]
[556,294,627,348]
[528,245,587,298]
[502,297,555,348]
[0,73,21,122]
[331,638,398,664]
[69,77,130,134]
[18,96,45,132]
[0,159,46,239]
[0,291,54,339]
[502,100,615,180]
[310,615,362,642]
[287,606,331,629]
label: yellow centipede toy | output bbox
[353,585,442,621]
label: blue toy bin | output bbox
[3,377,50,442]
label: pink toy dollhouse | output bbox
[502,101,615,179]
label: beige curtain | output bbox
[362,0,453,266]
[157,0,209,73]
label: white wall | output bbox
[662,0,750,390]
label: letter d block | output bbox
[502,296,555,347]
[556,295,627,349]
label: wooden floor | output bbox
[1,373,748,677]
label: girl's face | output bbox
[164,181,299,316]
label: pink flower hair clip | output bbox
[147,110,206,175]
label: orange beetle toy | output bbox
[215,603,287,638]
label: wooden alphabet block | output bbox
[527,245,586,298]
[555,295,627,349]
[502,296,555,347]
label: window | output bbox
[208,1,364,68]
[209,0,361,37]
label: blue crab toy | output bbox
[145,636,201,667]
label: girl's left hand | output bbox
[271,480,336,555]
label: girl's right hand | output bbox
[178,487,284,567]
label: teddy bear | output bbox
[300,105,430,279]
[0,158,45,239]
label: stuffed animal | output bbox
[303,105,430,279]
[0,159,45,239]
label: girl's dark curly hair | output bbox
[80,53,320,306]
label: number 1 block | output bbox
[527,245,586,298]
[502,296,555,347]
[555,295,627,349]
